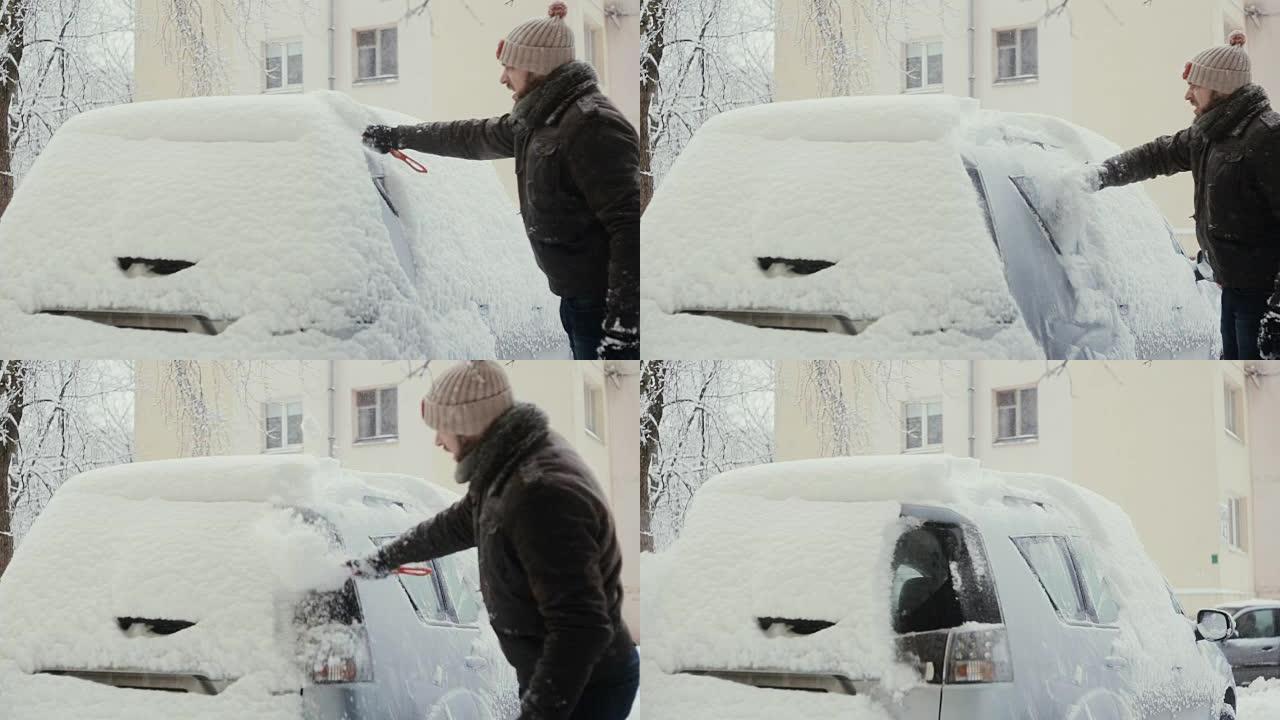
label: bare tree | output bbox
[0,360,26,575]
[639,359,666,552]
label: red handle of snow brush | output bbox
[390,148,429,174]
[395,565,433,576]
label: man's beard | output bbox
[512,74,547,102]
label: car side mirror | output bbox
[1196,609,1234,642]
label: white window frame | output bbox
[902,399,944,453]
[583,23,602,71]
[1221,497,1247,551]
[263,399,304,453]
[1224,381,1243,440]
[263,38,304,93]
[903,39,944,93]
[993,386,1038,443]
[353,386,399,444]
[994,26,1038,83]
[584,382,604,442]
[354,25,399,82]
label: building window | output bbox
[994,387,1038,442]
[1222,497,1247,550]
[904,41,943,92]
[583,23,602,70]
[356,27,398,81]
[264,400,304,452]
[264,40,303,91]
[903,400,943,451]
[995,27,1038,82]
[355,387,398,442]
[1224,381,1243,439]
[584,382,604,440]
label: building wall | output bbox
[1248,361,1280,600]
[133,0,637,202]
[772,0,1264,249]
[134,359,641,637]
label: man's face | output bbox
[435,430,472,462]
[1186,83,1218,117]
[501,65,534,101]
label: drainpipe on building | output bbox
[968,0,977,98]
[328,361,337,458]
[967,360,977,458]
[328,0,337,90]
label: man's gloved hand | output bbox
[362,124,401,154]
[1260,308,1280,360]
[345,556,392,580]
[1075,163,1108,194]
[598,322,639,360]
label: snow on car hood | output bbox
[646,489,906,680]
[0,91,562,358]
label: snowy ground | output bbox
[1240,677,1280,717]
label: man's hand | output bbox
[598,320,639,360]
[362,125,400,154]
[1075,164,1108,194]
[1260,309,1280,360]
[345,556,392,580]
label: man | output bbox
[1082,31,1280,360]
[347,361,638,720]
[362,2,639,360]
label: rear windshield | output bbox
[892,521,1002,635]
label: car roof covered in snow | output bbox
[0,92,562,358]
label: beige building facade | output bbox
[133,0,640,200]
[1247,361,1280,601]
[774,360,1270,612]
[133,359,642,637]
[774,0,1274,251]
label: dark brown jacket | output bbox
[1099,84,1280,290]
[374,403,633,720]
[392,61,640,334]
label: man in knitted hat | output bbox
[1081,31,1280,360]
[361,3,639,362]
[346,361,639,720]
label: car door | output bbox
[1223,608,1280,686]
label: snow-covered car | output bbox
[0,456,515,720]
[641,95,1220,360]
[1215,599,1280,686]
[643,455,1237,720]
[0,92,563,358]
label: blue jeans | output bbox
[519,646,640,720]
[1221,288,1269,360]
[559,295,607,360]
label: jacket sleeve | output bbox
[512,483,614,720]
[373,494,477,570]
[394,116,518,160]
[565,115,640,331]
[1099,128,1194,189]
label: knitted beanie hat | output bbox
[420,361,514,436]
[497,2,575,75]
[1184,31,1251,95]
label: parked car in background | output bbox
[642,95,1219,360]
[1215,600,1280,686]
[0,92,562,358]
[0,456,515,720]
[643,456,1237,720]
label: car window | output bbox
[1013,536,1089,623]
[1009,176,1063,255]
[435,555,483,625]
[1236,609,1280,639]
[892,522,1001,634]
[1070,539,1120,625]
[371,536,450,623]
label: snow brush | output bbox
[390,149,429,174]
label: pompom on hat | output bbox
[1184,31,1251,95]
[419,361,514,436]
[496,2,575,75]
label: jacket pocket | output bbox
[525,138,562,209]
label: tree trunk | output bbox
[0,0,29,218]
[639,360,665,552]
[639,0,667,211]
[0,361,26,578]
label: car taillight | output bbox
[943,625,1013,684]
[309,626,373,684]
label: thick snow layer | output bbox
[643,95,1217,359]
[639,659,895,720]
[701,455,985,503]
[1241,677,1280,717]
[0,91,562,358]
[646,490,904,678]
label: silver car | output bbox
[1215,600,1280,686]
